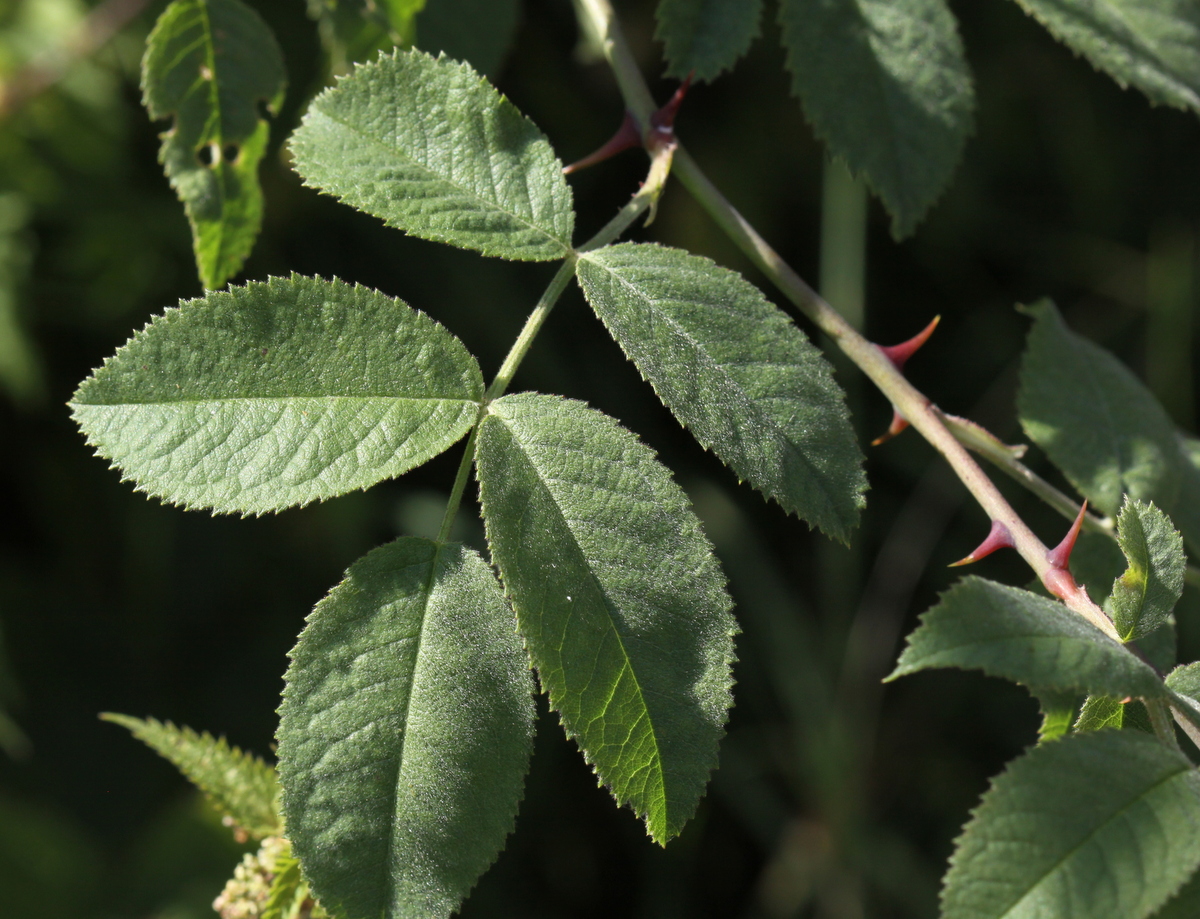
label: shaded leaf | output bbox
[656,0,762,82]
[887,576,1165,699]
[1018,300,1200,555]
[1111,498,1185,641]
[1035,688,1078,742]
[575,243,865,541]
[942,730,1200,919]
[1009,0,1200,114]
[290,49,573,260]
[308,0,425,70]
[278,538,534,919]
[777,0,974,237]
[101,714,281,839]
[416,0,520,77]
[142,0,286,289]
[476,393,736,843]
[70,275,482,515]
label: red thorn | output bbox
[1043,566,1082,603]
[871,409,909,446]
[949,520,1014,567]
[647,73,692,154]
[1047,501,1088,570]
[878,316,941,372]
[563,110,641,175]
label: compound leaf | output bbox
[777,0,974,238]
[416,0,520,78]
[70,275,482,515]
[1009,0,1200,114]
[942,730,1200,919]
[887,576,1165,699]
[1018,300,1200,555]
[656,0,762,82]
[475,393,736,844]
[278,538,534,919]
[142,0,286,289]
[1111,498,1185,642]
[575,243,865,542]
[290,49,573,260]
[101,713,281,839]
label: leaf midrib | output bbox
[305,102,572,255]
[71,394,482,409]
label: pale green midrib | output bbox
[989,762,1194,918]
[303,105,572,255]
[70,394,482,408]
[380,542,445,917]
[586,257,843,516]
[497,415,668,824]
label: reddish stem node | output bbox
[1043,565,1083,604]
[949,520,1015,567]
[877,316,941,372]
[1047,500,1088,570]
[871,409,909,446]
[563,110,641,174]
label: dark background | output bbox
[1,0,1198,916]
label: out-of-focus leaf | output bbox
[70,275,483,515]
[1009,0,1200,114]
[141,0,286,289]
[0,193,42,406]
[777,0,974,237]
[942,731,1200,919]
[290,50,573,260]
[416,0,520,77]
[101,714,281,839]
[1110,498,1185,641]
[656,0,762,82]
[1018,300,1200,555]
[476,393,736,843]
[575,243,865,542]
[887,576,1165,699]
[278,538,534,919]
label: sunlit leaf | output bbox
[1110,498,1185,641]
[278,538,534,919]
[476,393,736,843]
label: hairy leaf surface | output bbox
[416,0,520,77]
[1009,0,1200,113]
[142,0,286,289]
[290,50,573,260]
[278,538,534,919]
[942,731,1200,919]
[70,275,482,515]
[1018,300,1200,554]
[1111,498,1185,641]
[101,714,280,839]
[656,0,762,81]
[777,0,974,237]
[476,393,736,843]
[887,576,1165,699]
[576,243,865,541]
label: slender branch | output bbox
[573,0,1120,641]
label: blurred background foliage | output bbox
[0,0,1198,917]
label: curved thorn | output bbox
[647,73,692,154]
[878,316,941,371]
[1047,500,1088,570]
[871,409,909,446]
[564,110,641,174]
[950,520,1015,567]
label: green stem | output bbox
[1147,698,1182,752]
[573,0,1121,641]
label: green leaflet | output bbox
[1035,689,1078,741]
[70,275,482,516]
[308,0,425,70]
[777,0,974,238]
[941,731,1200,919]
[475,393,736,843]
[1009,0,1200,114]
[1165,661,1200,730]
[575,243,865,542]
[262,839,327,919]
[141,0,286,290]
[277,538,534,919]
[416,0,521,77]
[1018,300,1200,555]
[886,576,1166,700]
[1110,498,1185,642]
[289,50,574,260]
[1154,870,1200,919]
[1073,694,1152,733]
[101,714,281,839]
[655,0,762,82]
